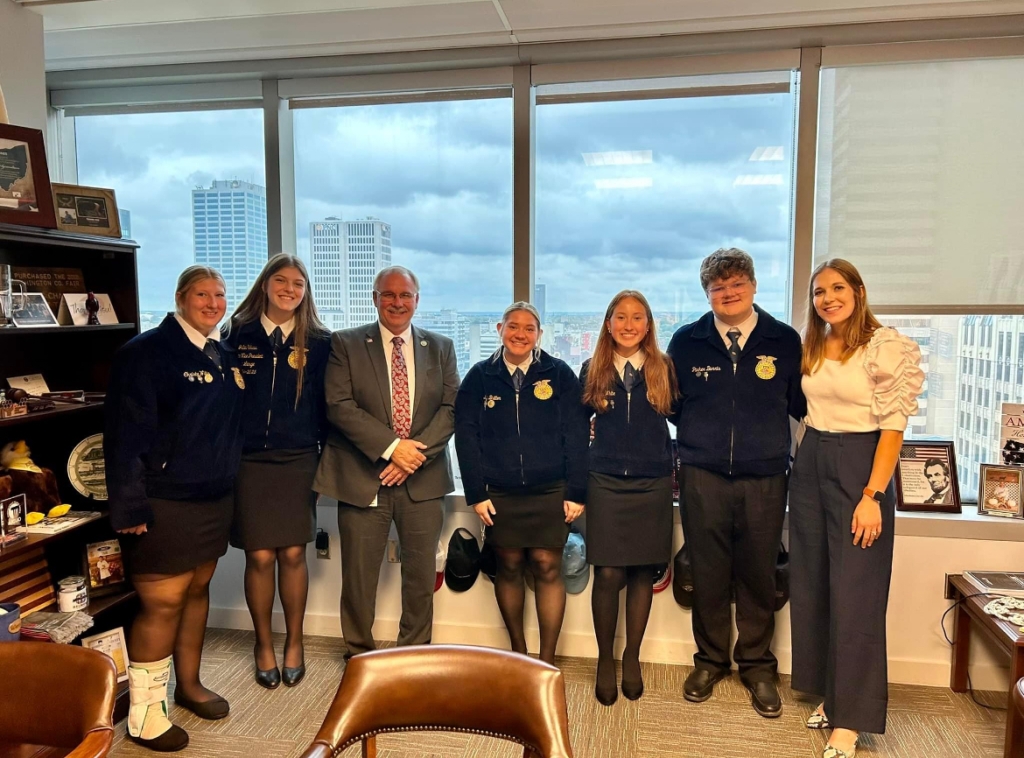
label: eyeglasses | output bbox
[375,291,417,303]
[707,280,751,297]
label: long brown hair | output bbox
[228,254,329,406]
[801,258,883,375]
[583,290,678,416]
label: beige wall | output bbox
[0,0,46,132]
[208,499,1021,692]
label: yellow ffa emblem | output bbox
[533,379,554,400]
[232,367,245,389]
[203,371,214,384]
[755,355,777,380]
[483,395,501,409]
[288,346,308,370]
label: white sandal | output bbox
[806,710,830,729]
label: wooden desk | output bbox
[947,574,1024,758]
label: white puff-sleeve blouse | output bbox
[803,327,926,434]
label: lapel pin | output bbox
[366,337,373,343]
[420,340,427,347]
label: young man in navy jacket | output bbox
[667,248,805,718]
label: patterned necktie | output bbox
[726,328,742,365]
[204,339,222,371]
[623,362,636,393]
[270,326,283,351]
[512,367,525,393]
[391,336,411,439]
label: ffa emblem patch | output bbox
[203,371,214,384]
[755,355,777,380]
[533,380,553,400]
[288,347,308,370]
[483,395,501,409]
[232,367,245,389]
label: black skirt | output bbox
[231,448,319,551]
[122,491,234,576]
[486,480,568,549]
[586,471,673,567]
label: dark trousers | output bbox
[337,484,444,658]
[679,464,787,683]
[789,428,894,734]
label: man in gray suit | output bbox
[314,265,459,658]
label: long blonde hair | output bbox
[802,258,882,375]
[228,254,329,406]
[583,290,678,416]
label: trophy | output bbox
[0,265,27,328]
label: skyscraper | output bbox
[192,180,268,313]
[534,283,547,324]
[309,216,392,329]
[310,218,346,331]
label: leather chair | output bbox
[0,641,118,758]
[299,644,574,758]
[1012,677,1024,758]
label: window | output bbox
[534,72,798,372]
[76,110,266,328]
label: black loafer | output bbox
[173,689,230,720]
[128,725,189,752]
[683,667,729,702]
[282,662,306,687]
[744,679,782,718]
[256,666,281,689]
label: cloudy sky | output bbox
[75,87,795,321]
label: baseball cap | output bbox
[434,539,447,593]
[444,528,481,592]
[672,543,693,609]
[652,563,672,594]
[562,532,590,595]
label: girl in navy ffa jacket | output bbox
[580,290,679,706]
[225,254,331,690]
[455,301,589,664]
[105,266,244,752]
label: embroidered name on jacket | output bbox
[183,370,215,384]
[692,365,722,381]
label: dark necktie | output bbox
[270,326,283,351]
[512,368,525,392]
[727,328,742,365]
[623,362,636,393]
[204,339,222,371]
[391,336,411,439]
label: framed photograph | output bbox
[81,627,129,683]
[0,124,57,229]
[82,538,125,596]
[51,183,121,238]
[978,464,1023,519]
[10,292,58,327]
[895,440,961,513]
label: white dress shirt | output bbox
[380,322,415,461]
[260,312,295,340]
[174,313,220,352]
[714,309,758,351]
[503,350,533,377]
[612,350,645,382]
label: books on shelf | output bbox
[962,570,1024,598]
[19,510,103,535]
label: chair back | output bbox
[0,640,117,748]
[1015,676,1024,716]
[299,645,573,758]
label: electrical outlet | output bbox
[387,539,402,563]
[315,529,330,560]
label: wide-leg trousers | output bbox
[789,427,895,734]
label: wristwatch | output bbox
[862,487,885,503]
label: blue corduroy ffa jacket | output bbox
[454,349,590,506]
[226,319,332,453]
[667,305,806,478]
[104,314,245,530]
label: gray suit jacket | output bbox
[314,321,459,507]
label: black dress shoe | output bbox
[282,662,306,687]
[256,666,281,689]
[744,679,782,718]
[683,667,729,703]
[128,725,189,752]
[621,679,644,701]
[172,689,230,720]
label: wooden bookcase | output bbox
[1,222,142,719]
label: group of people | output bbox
[104,248,924,758]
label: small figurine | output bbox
[85,292,101,325]
[0,441,61,514]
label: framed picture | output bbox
[0,124,57,229]
[51,183,122,238]
[10,292,59,327]
[978,464,1023,519]
[895,440,961,513]
[81,627,129,683]
[82,538,125,596]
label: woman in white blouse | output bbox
[789,259,925,758]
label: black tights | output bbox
[493,547,565,664]
[244,546,308,670]
[591,565,655,699]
